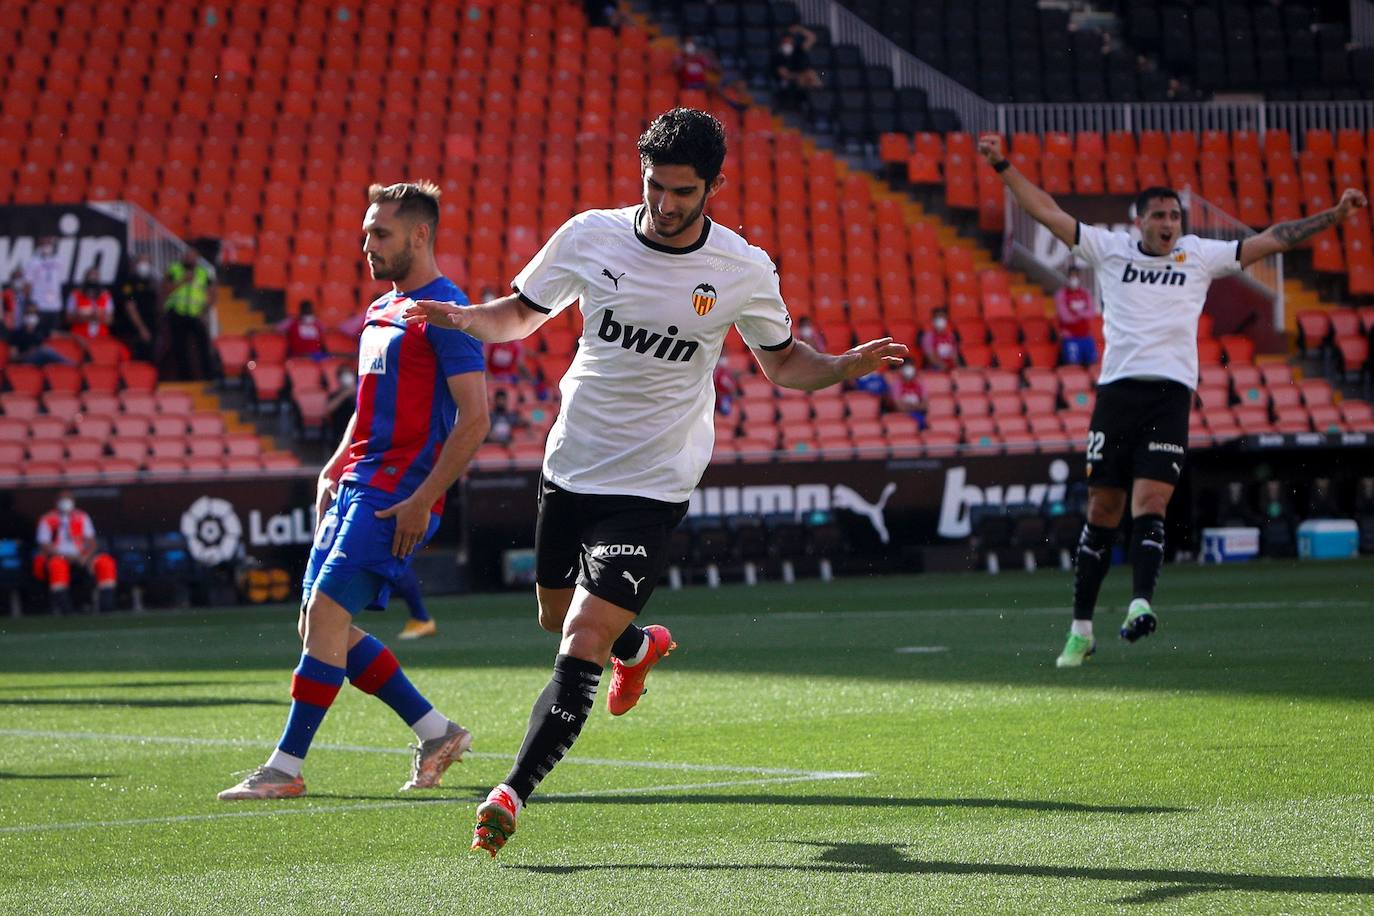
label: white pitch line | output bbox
[895,646,949,654]
[0,729,862,779]
[0,729,866,836]
[0,769,865,836]
[767,598,1369,622]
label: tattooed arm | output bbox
[1240,188,1368,268]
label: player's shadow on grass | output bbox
[513,841,1374,904]
[0,772,118,780]
[0,697,286,709]
[539,794,1189,815]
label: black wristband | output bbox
[993,159,1011,173]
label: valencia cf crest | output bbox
[691,283,718,316]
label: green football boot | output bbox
[1120,598,1158,643]
[1055,632,1096,668]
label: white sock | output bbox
[493,782,524,815]
[621,632,650,667]
[265,748,304,777]
[1070,619,1093,639]
[412,708,450,742]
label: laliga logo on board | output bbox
[180,495,318,564]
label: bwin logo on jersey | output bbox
[597,309,699,362]
[691,282,718,316]
[1121,263,1186,286]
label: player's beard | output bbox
[646,190,708,239]
[369,247,414,281]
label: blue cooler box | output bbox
[1297,519,1358,559]
[1200,527,1260,564]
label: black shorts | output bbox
[1085,378,1192,489]
[534,477,689,614]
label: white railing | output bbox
[792,0,997,131]
[1180,189,1284,329]
[90,200,220,336]
[794,1,1374,147]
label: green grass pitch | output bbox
[2,559,1372,914]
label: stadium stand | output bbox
[2,0,1370,475]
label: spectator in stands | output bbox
[1305,477,1341,519]
[889,361,928,429]
[33,489,117,614]
[919,308,959,371]
[713,353,740,416]
[1258,479,1297,557]
[1213,481,1260,528]
[719,77,751,112]
[796,315,826,352]
[675,37,716,91]
[65,267,115,340]
[9,306,72,365]
[486,338,529,384]
[583,0,621,30]
[116,254,161,362]
[325,362,357,443]
[850,365,889,400]
[1054,265,1097,366]
[21,235,65,336]
[2,270,33,333]
[773,24,821,108]
[282,299,326,359]
[486,389,526,445]
[161,247,215,380]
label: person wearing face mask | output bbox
[1054,265,1098,366]
[33,490,118,614]
[10,306,72,366]
[2,269,33,333]
[890,361,928,429]
[20,235,65,336]
[117,254,162,362]
[65,267,116,340]
[675,37,715,92]
[282,299,325,359]
[919,308,959,371]
[772,24,821,109]
[978,131,1366,667]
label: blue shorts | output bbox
[302,484,440,615]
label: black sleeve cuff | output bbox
[1073,222,1081,246]
[514,288,551,314]
[759,335,793,352]
[1234,239,1243,262]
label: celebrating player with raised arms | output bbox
[977,132,1366,668]
[405,108,908,855]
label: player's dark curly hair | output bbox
[637,108,727,184]
[1134,186,1181,218]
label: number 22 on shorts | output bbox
[1085,429,1105,462]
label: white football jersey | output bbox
[513,206,793,503]
[1073,223,1241,389]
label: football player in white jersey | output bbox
[406,108,908,855]
[978,132,1365,668]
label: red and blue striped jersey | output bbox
[340,276,483,512]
